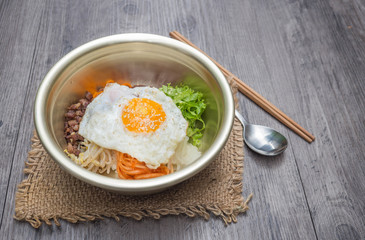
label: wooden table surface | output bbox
[1,0,364,239]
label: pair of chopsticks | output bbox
[170,31,315,143]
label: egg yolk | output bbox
[122,98,166,133]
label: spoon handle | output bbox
[235,110,249,126]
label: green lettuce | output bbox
[160,83,206,147]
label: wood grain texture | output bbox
[0,0,364,239]
[0,0,44,226]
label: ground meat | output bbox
[68,120,78,127]
[64,91,93,156]
[67,143,74,153]
[79,98,89,108]
[75,110,83,116]
[69,102,81,110]
[85,92,93,101]
[75,116,82,122]
[65,110,76,118]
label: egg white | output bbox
[78,83,188,169]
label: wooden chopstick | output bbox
[169,31,315,143]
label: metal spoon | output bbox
[235,110,288,156]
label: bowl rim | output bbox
[34,33,234,193]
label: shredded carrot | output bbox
[116,152,170,179]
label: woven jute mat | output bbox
[14,82,252,228]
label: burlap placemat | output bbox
[14,82,252,228]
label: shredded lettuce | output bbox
[160,83,206,147]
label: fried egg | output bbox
[78,83,188,169]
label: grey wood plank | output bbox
[1,0,316,239]
[4,2,313,239]
[280,0,365,238]
[1,0,365,239]
[0,0,44,226]
[228,0,365,239]
[275,0,363,238]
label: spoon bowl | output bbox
[235,110,288,156]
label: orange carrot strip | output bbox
[116,152,170,180]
